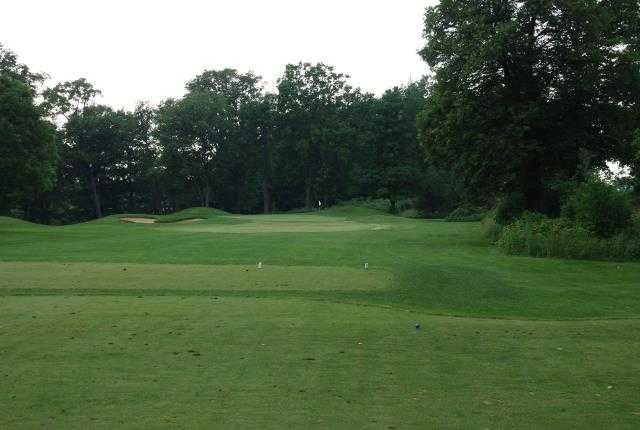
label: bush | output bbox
[399,208,421,218]
[481,210,503,242]
[335,198,391,212]
[497,212,640,261]
[339,197,427,217]
[446,205,486,222]
[561,178,633,237]
[396,198,417,213]
[495,192,525,225]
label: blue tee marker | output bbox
[415,322,421,330]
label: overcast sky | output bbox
[4,0,437,110]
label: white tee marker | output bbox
[258,262,263,269]
[364,263,369,270]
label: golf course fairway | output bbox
[1,206,639,428]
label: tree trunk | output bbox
[263,183,272,214]
[305,182,313,210]
[389,198,397,214]
[260,126,273,213]
[204,185,211,207]
[88,173,102,218]
[520,159,554,214]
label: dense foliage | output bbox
[418,0,640,213]
[497,211,640,261]
[561,177,634,237]
[487,176,640,261]
[0,45,56,215]
[0,45,460,222]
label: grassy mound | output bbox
[0,216,44,228]
[154,207,229,223]
[93,207,231,225]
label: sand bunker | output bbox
[121,217,204,224]
[121,217,156,224]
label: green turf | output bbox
[1,207,640,428]
[0,262,393,293]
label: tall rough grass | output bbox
[497,212,640,261]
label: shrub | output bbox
[495,192,525,225]
[335,198,391,212]
[561,178,633,237]
[339,198,425,217]
[481,210,503,243]
[396,198,417,213]
[399,208,421,218]
[497,212,640,261]
[446,205,486,222]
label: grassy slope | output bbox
[1,207,640,428]
[154,206,230,223]
[1,208,638,319]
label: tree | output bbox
[375,81,429,212]
[63,105,138,218]
[39,78,160,220]
[0,74,57,213]
[0,43,45,90]
[418,0,640,213]
[235,94,277,213]
[0,45,56,214]
[630,129,640,196]
[42,78,102,120]
[156,91,232,208]
[275,63,352,209]
[186,69,262,114]
[176,69,266,213]
[117,103,161,212]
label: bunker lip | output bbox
[120,217,205,224]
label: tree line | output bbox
[1,47,462,223]
[2,0,639,225]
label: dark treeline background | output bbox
[1,0,639,227]
[1,50,461,223]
